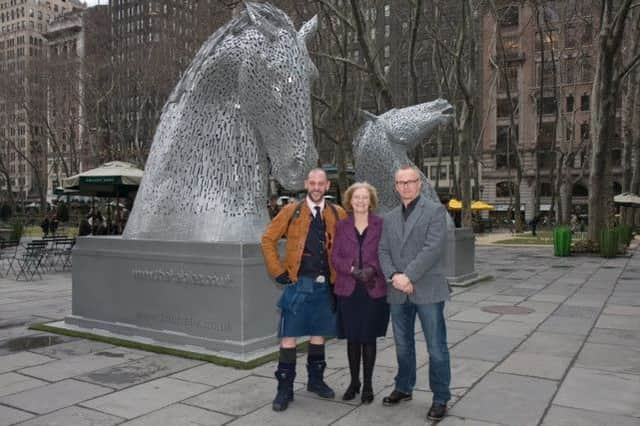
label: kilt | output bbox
[277,275,337,337]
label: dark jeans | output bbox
[390,300,451,405]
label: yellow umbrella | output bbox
[471,201,495,211]
[448,199,462,210]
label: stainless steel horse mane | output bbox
[124,2,318,242]
[353,99,455,220]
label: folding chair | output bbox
[0,240,21,277]
[58,238,75,271]
[14,241,47,281]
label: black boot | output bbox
[343,341,361,401]
[306,359,335,398]
[273,362,296,411]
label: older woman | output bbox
[331,182,390,404]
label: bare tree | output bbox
[588,0,640,241]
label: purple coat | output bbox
[331,213,386,299]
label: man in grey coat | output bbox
[378,164,451,422]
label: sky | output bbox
[83,0,106,6]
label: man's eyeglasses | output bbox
[395,179,419,187]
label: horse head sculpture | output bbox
[124,2,319,242]
[353,99,455,218]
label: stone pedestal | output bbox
[443,227,488,286]
[63,237,281,361]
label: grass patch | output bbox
[492,230,588,246]
[23,226,78,238]
[30,322,307,369]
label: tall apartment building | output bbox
[43,5,109,198]
[108,0,231,165]
[0,0,83,205]
[480,1,622,222]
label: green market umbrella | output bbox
[62,161,143,198]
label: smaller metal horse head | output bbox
[353,99,454,215]
[124,2,319,242]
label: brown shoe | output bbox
[427,403,447,421]
[382,390,412,406]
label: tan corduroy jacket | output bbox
[261,201,347,284]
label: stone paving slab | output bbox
[451,334,522,362]
[476,319,537,338]
[81,377,211,419]
[603,305,640,316]
[517,331,583,357]
[450,372,558,426]
[0,404,33,426]
[14,405,123,426]
[332,389,433,425]
[0,372,48,397]
[587,328,640,348]
[596,314,640,330]
[575,342,640,375]
[554,367,640,418]
[449,308,500,324]
[416,357,495,395]
[496,352,571,380]
[185,375,290,416]
[0,379,112,414]
[120,403,233,426]
[537,316,595,336]
[170,362,252,387]
[228,394,354,425]
[0,351,54,374]
[542,405,640,426]
[78,354,202,389]
[18,348,147,382]
[30,340,116,359]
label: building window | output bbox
[565,23,577,48]
[580,93,590,111]
[496,181,516,197]
[566,95,574,112]
[499,64,518,92]
[498,5,518,29]
[497,98,518,118]
[572,183,588,197]
[540,182,553,197]
[611,149,622,167]
[537,96,557,115]
[384,24,390,38]
[384,4,390,17]
[535,30,559,52]
[496,126,518,169]
[580,122,590,141]
[536,60,558,87]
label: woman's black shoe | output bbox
[361,387,374,404]
[342,382,360,401]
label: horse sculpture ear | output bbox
[359,109,379,122]
[245,1,278,41]
[298,15,318,46]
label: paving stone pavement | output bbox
[1,244,640,425]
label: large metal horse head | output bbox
[353,99,454,218]
[124,2,319,242]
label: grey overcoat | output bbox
[378,196,450,305]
